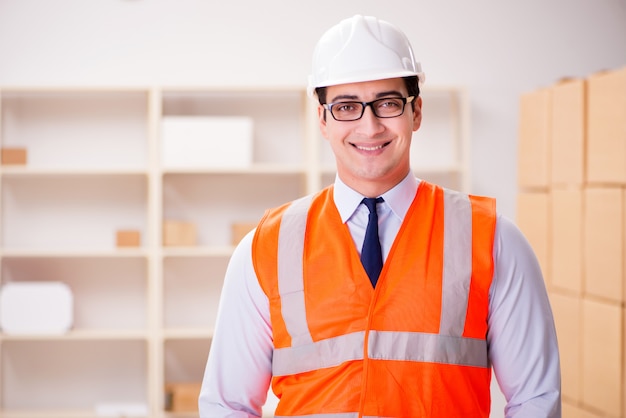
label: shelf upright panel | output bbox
[303,89,322,194]
[147,86,165,416]
[0,87,5,412]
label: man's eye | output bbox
[379,99,401,108]
[336,103,358,112]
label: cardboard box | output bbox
[231,222,257,246]
[582,298,622,416]
[583,187,624,302]
[550,189,583,294]
[620,305,626,417]
[161,116,253,169]
[163,221,197,246]
[562,402,603,418]
[551,79,585,187]
[586,66,626,185]
[518,87,551,189]
[164,382,201,412]
[116,230,141,247]
[621,189,626,306]
[1,147,27,165]
[548,291,581,403]
[516,191,550,285]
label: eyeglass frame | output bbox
[322,96,416,122]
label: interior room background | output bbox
[2,0,625,217]
[0,0,624,417]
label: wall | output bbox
[0,0,625,416]
[1,0,625,217]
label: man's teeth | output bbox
[356,144,384,151]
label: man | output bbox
[199,14,561,418]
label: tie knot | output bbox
[362,197,384,214]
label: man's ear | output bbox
[412,96,423,132]
[318,104,329,139]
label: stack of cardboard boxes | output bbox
[517,66,626,418]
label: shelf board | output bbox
[162,163,306,175]
[162,246,234,258]
[0,248,149,259]
[0,85,151,93]
[160,84,306,94]
[1,247,238,258]
[164,412,202,418]
[0,167,149,177]
[1,329,149,341]
[162,328,214,340]
[0,410,103,418]
[0,409,158,418]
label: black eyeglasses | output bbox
[323,96,415,121]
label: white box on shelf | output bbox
[161,116,253,169]
[95,402,149,417]
[0,282,73,335]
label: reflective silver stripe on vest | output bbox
[275,415,391,418]
[273,330,488,376]
[273,188,487,377]
[368,330,488,368]
[276,415,416,418]
[440,189,472,336]
[275,414,360,418]
[273,331,365,376]
[278,194,315,347]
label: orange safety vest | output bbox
[252,181,496,418]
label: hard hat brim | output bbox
[307,71,425,98]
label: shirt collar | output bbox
[333,173,420,223]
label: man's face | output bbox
[318,77,422,197]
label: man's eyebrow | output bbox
[329,90,404,103]
[375,90,404,98]
[329,94,359,102]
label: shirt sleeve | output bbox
[198,230,274,418]
[488,215,562,418]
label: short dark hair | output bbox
[315,75,420,105]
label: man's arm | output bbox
[488,215,561,418]
[199,230,274,417]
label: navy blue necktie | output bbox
[361,197,384,287]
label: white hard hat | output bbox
[308,15,425,97]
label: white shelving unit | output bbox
[0,84,469,418]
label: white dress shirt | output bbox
[199,174,561,418]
